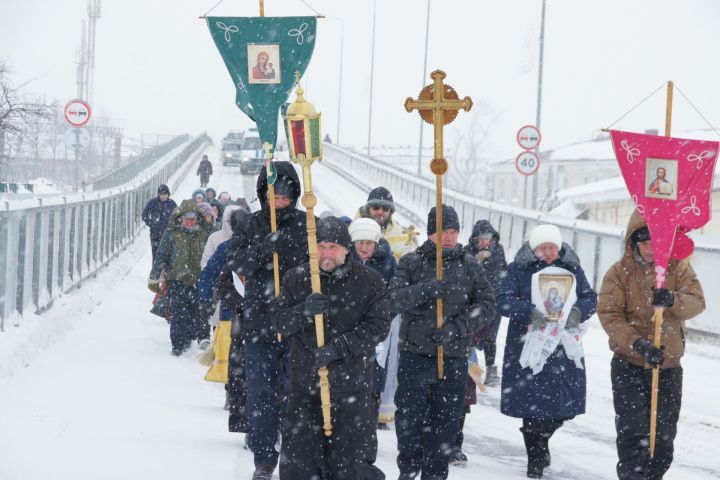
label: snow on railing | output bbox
[324,142,720,336]
[0,133,210,330]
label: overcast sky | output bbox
[2,0,719,161]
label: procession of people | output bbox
[143,149,705,480]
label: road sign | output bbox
[517,125,541,150]
[516,150,540,176]
[64,127,91,151]
[64,99,92,127]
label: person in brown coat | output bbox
[598,211,705,480]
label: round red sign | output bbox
[515,151,540,176]
[64,99,92,127]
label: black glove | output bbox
[314,343,341,369]
[565,307,583,329]
[199,300,215,320]
[422,279,451,299]
[632,338,665,367]
[304,293,330,316]
[429,323,456,346]
[531,308,548,329]
[652,288,675,308]
[258,230,292,260]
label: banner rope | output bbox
[604,81,667,131]
[674,84,720,140]
[200,0,226,18]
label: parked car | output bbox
[237,129,265,175]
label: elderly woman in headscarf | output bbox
[497,224,597,479]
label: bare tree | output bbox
[447,106,497,198]
[0,61,56,180]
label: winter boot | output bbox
[449,446,468,466]
[539,433,551,468]
[224,391,231,411]
[251,464,274,480]
[484,365,500,387]
[398,472,418,480]
[521,430,544,479]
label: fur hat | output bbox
[427,204,460,235]
[366,186,395,212]
[528,224,562,250]
[349,218,382,243]
[317,216,352,249]
[197,202,216,220]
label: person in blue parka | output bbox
[497,224,597,479]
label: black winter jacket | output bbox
[389,240,496,357]
[463,220,508,290]
[142,197,177,241]
[274,259,391,394]
[226,162,313,342]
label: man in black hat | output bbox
[360,186,418,261]
[225,162,311,480]
[197,154,213,188]
[390,204,496,480]
[142,184,177,260]
[274,216,390,480]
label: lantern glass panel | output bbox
[290,119,307,156]
[309,116,321,158]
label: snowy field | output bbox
[1,150,719,480]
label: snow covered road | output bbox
[1,152,719,479]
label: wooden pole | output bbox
[433,98,445,380]
[263,143,282,342]
[649,80,673,459]
[259,0,265,17]
[299,163,333,436]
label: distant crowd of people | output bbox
[139,155,704,480]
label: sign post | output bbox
[64,99,92,189]
[516,125,541,208]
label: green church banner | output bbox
[207,16,317,154]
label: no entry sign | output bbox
[64,99,92,127]
[517,125,541,150]
[516,150,540,176]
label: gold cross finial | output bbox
[402,225,419,246]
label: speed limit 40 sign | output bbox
[515,151,540,176]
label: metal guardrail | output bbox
[90,135,190,190]
[323,142,720,335]
[0,133,210,330]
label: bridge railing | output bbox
[324,142,720,335]
[0,133,210,330]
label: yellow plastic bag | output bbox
[204,320,231,383]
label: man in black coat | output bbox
[225,161,310,479]
[274,217,390,480]
[390,204,496,480]
[463,219,508,386]
[141,184,177,260]
[197,154,213,188]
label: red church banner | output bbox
[610,130,718,285]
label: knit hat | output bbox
[157,184,170,195]
[349,218,382,243]
[528,224,562,250]
[317,216,352,249]
[197,202,216,220]
[630,226,651,246]
[273,176,298,198]
[427,204,460,235]
[366,186,395,212]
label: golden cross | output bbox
[402,225,420,246]
[404,70,472,174]
[404,69,472,379]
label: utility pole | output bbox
[417,0,431,176]
[76,21,88,99]
[366,0,377,157]
[532,0,547,210]
[86,0,102,104]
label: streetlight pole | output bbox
[366,0,377,157]
[335,18,344,145]
[417,0,431,176]
[531,0,547,210]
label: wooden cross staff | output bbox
[405,70,472,379]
